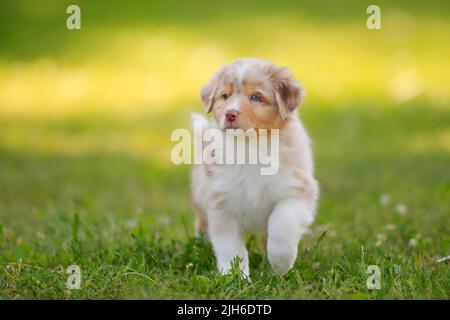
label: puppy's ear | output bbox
[200,74,219,113]
[271,66,305,119]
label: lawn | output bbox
[0,0,449,299]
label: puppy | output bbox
[191,58,319,277]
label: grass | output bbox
[0,0,449,299]
[1,104,448,299]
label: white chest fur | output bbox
[213,166,274,234]
[206,157,305,235]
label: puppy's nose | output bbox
[225,109,239,122]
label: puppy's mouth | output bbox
[224,120,240,129]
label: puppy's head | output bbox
[200,58,305,130]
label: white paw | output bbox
[218,260,250,280]
[267,242,297,275]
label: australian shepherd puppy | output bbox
[191,58,319,277]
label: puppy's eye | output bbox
[222,93,230,100]
[250,94,263,102]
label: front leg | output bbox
[267,198,315,275]
[208,211,249,278]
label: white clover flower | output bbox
[380,194,391,206]
[408,238,418,247]
[395,203,407,215]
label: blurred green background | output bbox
[0,0,449,299]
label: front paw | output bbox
[217,257,250,280]
[267,241,297,275]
